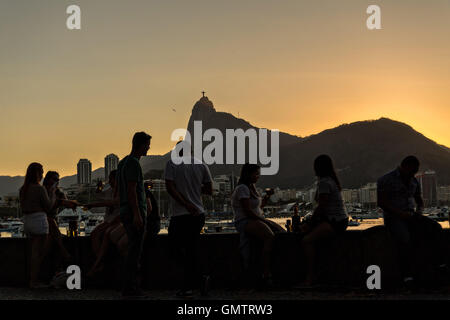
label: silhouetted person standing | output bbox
[117,132,151,299]
[20,163,55,288]
[377,155,445,288]
[165,142,213,297]
[43,171,78,269]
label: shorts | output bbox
[23,212,49,236]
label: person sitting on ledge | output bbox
[298,154,348,288]
[231,163,285,289]
[107,180,161,258]
[377,155,447,289]
[83,169,121,277]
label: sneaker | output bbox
[200,275,211,296]
[176,290,194,298]
[122,289,148,300]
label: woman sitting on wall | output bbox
[231,163,285,288]
[298,154,348,287]
[83,170,121,276]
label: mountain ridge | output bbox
[1,97,449,196]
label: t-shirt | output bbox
[19,184,55,215]
[231,184,263,222]
[164,157,212,217]
[117,155,146,220]
[315,177,348,221]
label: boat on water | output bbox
[349,210,382,220]
[57,207,104,236]
[425,207,449,222]
[0,219,24,237]
[203,220,236,233]
[347,217,361,227]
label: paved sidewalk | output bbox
[2,287,450,300]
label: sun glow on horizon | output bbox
[0,0,449,177]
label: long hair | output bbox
[43,171,59,187]
[236,163,261,198]
[313,154,341,191]
[237,163,260,187]
[20,162,43,198]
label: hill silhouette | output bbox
[266,117,450,189]
[2,96,450,196]
[142,96,450,189]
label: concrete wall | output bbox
[0,226,448,289]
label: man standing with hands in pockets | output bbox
[117,131,151,299]
[165,141,213,298]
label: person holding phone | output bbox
[231,163,285,288]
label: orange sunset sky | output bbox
[0,0,449,176]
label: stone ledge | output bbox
[0,226,448,289]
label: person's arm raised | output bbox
[260,189,274,208]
